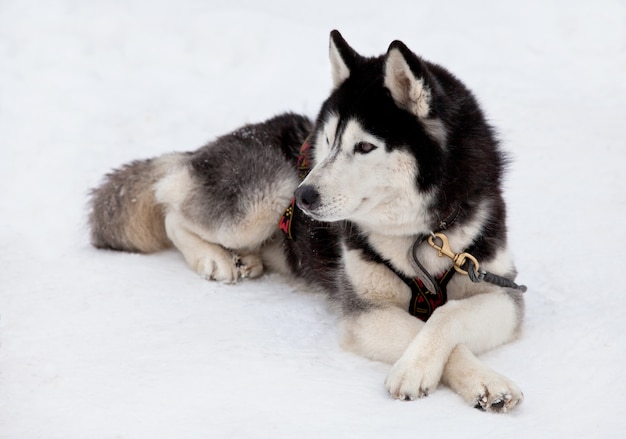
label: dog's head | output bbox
[295,30,501,235]
[294,31,452,234]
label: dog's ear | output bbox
[329,30,358,89]
[384,41,435,119]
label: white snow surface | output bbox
[1,0,625,437]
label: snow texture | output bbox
[1,0,625,438]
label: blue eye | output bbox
[354,142,377,154]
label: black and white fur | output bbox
[89,31,524,412]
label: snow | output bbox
[1,0,625,437]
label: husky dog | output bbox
[90,30,525,412]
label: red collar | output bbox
[279,136,313,239]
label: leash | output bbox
[406,222,526,321]
[421,232,527,292]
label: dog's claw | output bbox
[474,390,522,413]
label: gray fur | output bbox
[183,117,311,231]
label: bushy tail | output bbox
[89,156,177,253]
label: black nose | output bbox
[295,185,320,211]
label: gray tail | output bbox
[89,157,173,253]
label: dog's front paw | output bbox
[442,344,523,413]
[472,375,524,413]
[195,253,240,283]
[384,355,444,401]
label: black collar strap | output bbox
[436,205,461,231]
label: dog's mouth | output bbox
[299,208,328,222]
[296,199,340,222]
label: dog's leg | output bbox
[164,211,255,283]
[384,290,520,401]
[340,246,522,406]
[442,344,523,412]
[155,163,272,283]
[341,306,424,363]
[342,302,523,410]
[340,247,426,362]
